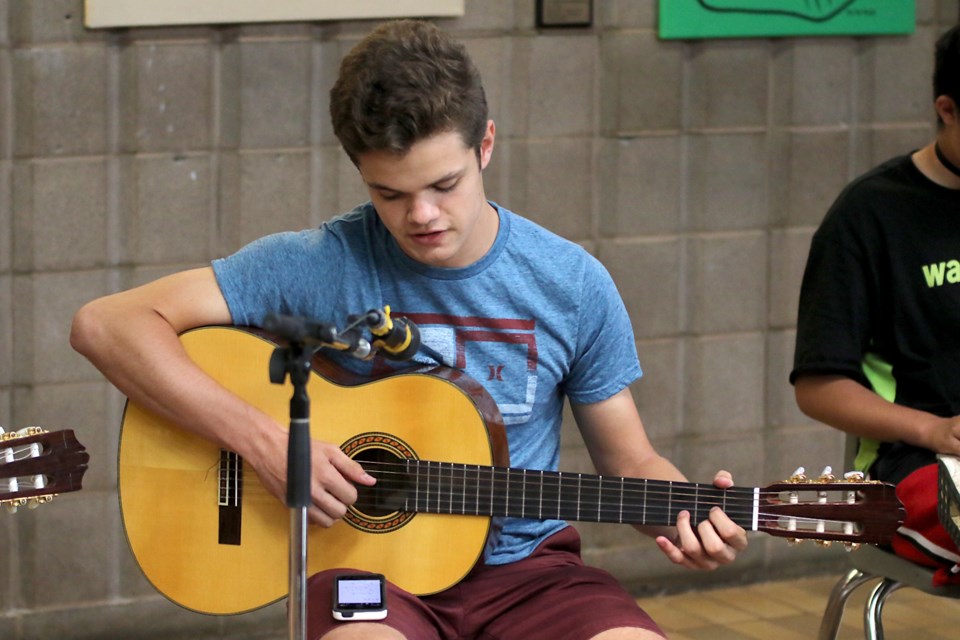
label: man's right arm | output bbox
[794,373,960,457]
[70,266,374,525]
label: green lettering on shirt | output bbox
[923,262,947,287]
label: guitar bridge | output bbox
[218,449,242,545]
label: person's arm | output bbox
[70,266,374,526]
[571,388,747,570]
[794,373,960,456]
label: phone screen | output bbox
[337,577,383,608]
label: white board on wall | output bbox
[84,0,465,29]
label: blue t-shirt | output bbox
[212,202,642,564]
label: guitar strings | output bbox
[219,460,879,531]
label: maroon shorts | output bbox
[306,526,665,639]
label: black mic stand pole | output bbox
[268,339,314,640]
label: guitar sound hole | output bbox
[352,448,410,517]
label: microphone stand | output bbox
[268,339,315,640]
[264,312,374,640]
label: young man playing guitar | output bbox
[71,20,748,640]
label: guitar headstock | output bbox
[1,427,90,513]
[757,467,904,547]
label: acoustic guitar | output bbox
[1,427,89,513]
[118,326,904,615]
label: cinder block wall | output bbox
[2,1,958,638]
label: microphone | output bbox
[366,307,421,361]
[262,313,372,360]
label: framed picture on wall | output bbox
[84,0,464,29]
[659,0,915,39]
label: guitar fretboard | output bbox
[360,460,761,530]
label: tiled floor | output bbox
[635,574,960,639]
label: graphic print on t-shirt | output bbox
[400,312,539,426]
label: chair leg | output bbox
[818,568,875,640]
[863,578,905,640]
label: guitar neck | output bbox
[358,459,902,545]
[364,461,759,530]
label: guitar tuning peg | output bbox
[844,542,861,552]
[816,540,833,548]
[818,466,835,482]
[787,538,804,546]
[844,471,865,482]
[788,467,807,483]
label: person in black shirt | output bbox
[791,24,960,583]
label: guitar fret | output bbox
[694,482,699,523]
[505,468,510,516]
[539,470,544,519]
[557,472,563,520]
[576,473,581,521]
[667,481,673,522]
[521,469,526,519]
[619,477,624,524]
[597,476,602,522]
[642,478,648,525]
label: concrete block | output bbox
[0,161,10,272]
[8,0,105,45]
[688,39,769,130]
[596,0,657,28]
[132,154,214,264]
[936,0,960,22]
[683,333,766,438]
[0,0,8,45]
[19,595,223,640]
[773,38,855,126]
[119,41,212,153]
[858,27,938,124]
[525,34,597,137]
[12,46,108,157]
[482,137,509,212]
[687,232,767,334]
[597,237,684,340]
[768,228,813,329]
[0,275,9,387]
[452,0,517,30]
[11,271,112,385]
[765,329,813,430]
[0,387,9,428]
[239,39,311,149]
[464,36,515,137]
[687,132,769,231]
[597,136,684,237]
[17,490,113,608]
[239,151,311,245]
[677,433,766,487]
[855,126,934,174]
[117,530,165,599]
[0,59,7,159]
[633,338,683,443]
[600,31,683,134]
[12,381,117,492]
[780,130,851,228]
[764,424,846,485]
[306,146,344,229]
[508,138,592,241]
[13,159,109,271]
[310,37,342,149]
[334,148,370,214]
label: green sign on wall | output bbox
[660,0,915,39]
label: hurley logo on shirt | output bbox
[922,260,960,288]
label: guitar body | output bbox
[119,326,507,615]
